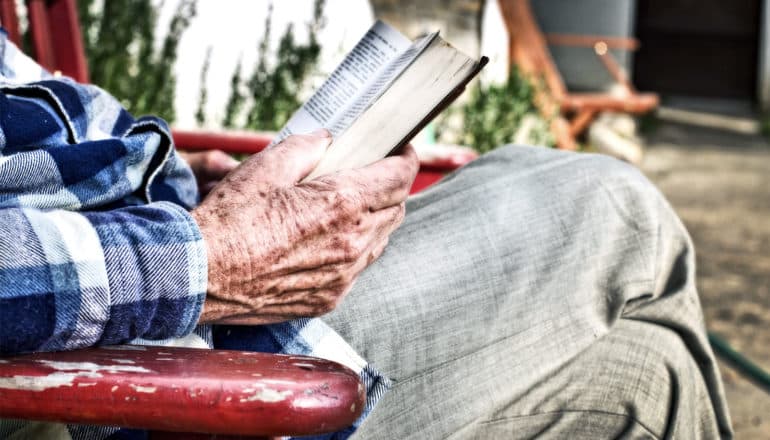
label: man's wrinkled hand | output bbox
[192,130,419,324]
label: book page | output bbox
[270,20,411,146]
[326,31,437,134]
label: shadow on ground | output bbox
[640,120,770,438]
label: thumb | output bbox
[258,129,332,184]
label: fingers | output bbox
[367,202,406,237]
[321,144,419,211]
[202,150,240,180]
[209,290,350,325]
[252,237,388,319]
[360,233,390,267]
[180,150,239,180]
[367,143,420,190]
[260,203,402,295]
[179,150,240,198]
[180,150,240,198]
[359,144,419,208]
[255,130,332,184]
[199,181,219,198]
[269,231,393,294]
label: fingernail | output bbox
[309,128,331,138]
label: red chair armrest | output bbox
[0,346,364,437]
[172,129,479,194]
[172,129,274,155]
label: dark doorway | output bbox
[633,0,761,100]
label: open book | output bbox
[271,20,488,180]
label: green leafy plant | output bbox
[222,58,245,128]
[77,0,197,122]
[458,68,554,153]
[195,47,212,126]
[224,0,325,131]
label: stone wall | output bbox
[369,0,484,57]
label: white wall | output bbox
[479,0,509,85]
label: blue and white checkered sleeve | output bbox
[0,201,207,355]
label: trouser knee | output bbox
[479,320,725,439]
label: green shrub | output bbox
[457,68,554,153]
[223,0,325,131]
[77,0,197,122]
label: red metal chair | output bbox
[0,0,474,436]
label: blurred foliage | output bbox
[761,113,770,140]
[195,47,212,126]
[457,68,554,153]
[223,0,325,130]
[77,0,197,122]
[222,58,245,128]
[637,111,661,135]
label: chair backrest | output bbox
[0,0,89,82]
[497,0,567,106]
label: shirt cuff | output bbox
[83,201,207,345]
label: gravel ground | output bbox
[640,120,770,438]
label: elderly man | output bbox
[0,32,731,439]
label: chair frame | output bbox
[498,0,659,150]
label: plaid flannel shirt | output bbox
[0,31,387,440]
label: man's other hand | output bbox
[192,130,419,324]
[180,150,241,197]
